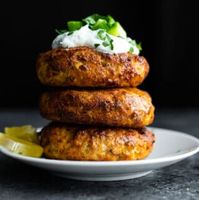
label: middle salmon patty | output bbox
[40,88,155,128]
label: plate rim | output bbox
[1,127,199,166]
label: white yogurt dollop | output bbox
[52,25,140,55]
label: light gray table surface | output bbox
[0,108,199,200]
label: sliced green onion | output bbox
[93,19,109,30]
[67,21,83,31]
[67,31,74,36]
[97,30,106,40]
[107,15,115,26]
[129,47,134,53]
[55,29,67,35]
[107,22,127,38]
[136,42,142,51]
[83,14,97,25]
[94,43,100,48]
[102,41,109,47]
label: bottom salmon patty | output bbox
[40,123,155,161]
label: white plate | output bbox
[1,127,199,181]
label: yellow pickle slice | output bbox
[0,132,43,158]
[4,125,39,144]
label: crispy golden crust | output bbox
[36,47,149,88]
[40,88,155,128]
[40,123,155,161]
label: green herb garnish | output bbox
[94,43,100,48]
[106,34,114,50]
[102,41,109,47]
[55,14,141,53]
[55,14,124,38]
[55,29,67,35]
[97,30,106,40]
[137,42,142,51]
[67,21,83,31]
[129,47,134,53]
[97,30,114,50]
[67,31,74,36]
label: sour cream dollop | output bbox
[52,25,140,55]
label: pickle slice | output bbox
[0,132,4,142]
[0,133,43,158]
[108,22,127,38]
[4,125,39,144]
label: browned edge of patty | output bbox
[36,46,149,87]
[39,88,155,128]
[40,122,155,161]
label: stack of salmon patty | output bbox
[36,46,155,161]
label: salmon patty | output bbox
[36,47,149,88]
[40,123,155,161]
[40,88,155,128]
